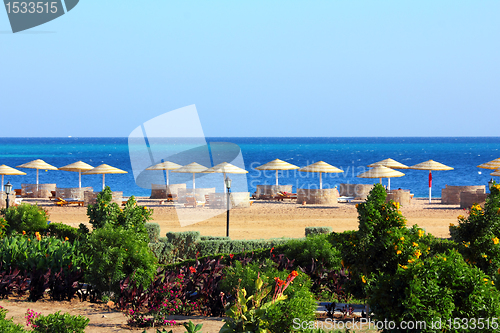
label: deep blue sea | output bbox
[0,137,499,198]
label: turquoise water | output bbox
[0,137,499,197]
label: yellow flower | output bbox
[443,257,447,261]
[414,250,422,259]
[418,229,424,238]
[22,230,26,236]
[492,281,495,286]
[399,265,408,269]
[397,250,402,255]
[408,259,415,264]
[144,206,148,209]
[482,254,488,258]
[400,237,404,241]
[493,237,499,245]
[394,245,398,250]
[457,215,465,220]
[361,275,367,284]
[412,242,418,247]
[64,237,69,241]
[35,232,41,241]
[355,204,359,208]
[484,278,489,282]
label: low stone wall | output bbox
[255,185,293,199]
[84,191,122,206]
[460,191,488,209]
[56,187,93,200]
[297,188,339,205]
[386,190,412,206]
[21,183,57,198]
[178,188,216,203]
[442,185,486,205]
[339,184,374,200]
[150,184,186,199]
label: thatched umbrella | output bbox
[203,162,248,192]
[0,165,26,193]
[255,159,299,186]
[82,164,128,190]
[299,161,343,189]
[17,159,58,191]
[478,158,500,170]
[357,165,405,190]
[59,161,94,188]
[171,162,208,191]
[367,158,409,190]
[146,161,182,186]
[409,160,453,203]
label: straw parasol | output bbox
[59,161,94,188]
[0,165,26,193]
[255,159,299,186]
[491,169,500,177]
[203,162,248,192]
[367,158,409,190]
[82,164,128,190]
[357,165,405,189]
[478,158,500,170]
[16,159,58,191]
[299,161,343,190]
[171,162,208,191]
[146,161,182,186]
[409,160,453,203]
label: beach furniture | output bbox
[55,197,84,207]
[184,196,205,208]
[337,196,354,203]
[172,162,208,192]
[255,159,299,186]
[17,159,58,195]
[82,164,128,191]
[357,165,405,192]
[367,158,409,190]
[299,161,343,190]
[409,160,454,204]
[203,162,248,193]
[274,191,297,201]
[146,161,182,187]
[59,161,94,189]
[0,165,26,196]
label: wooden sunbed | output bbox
[55,197,84,207]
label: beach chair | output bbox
[55,197,84,207]
[184,196,205,208]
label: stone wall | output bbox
[441,185,485,205]
[296,188,339,205]
[460,191,488,209]
[56,187,93,200]
[255,185,293,199]
[150,184,186,199]
[386,189,412,206]
[339,184,374,200]
[21,183,57,198]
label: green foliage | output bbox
[32,311,89,333]
[196,239,291,258]
[0,218,8,239]
[220,260,316,333]
[450,182,500,277]
[279,234,341,271]
[0,235,88,272]
[200,236,229,241]
[369,249,500,332]
[84,225,157,295]
[2,203,49,235]
[87,187,152,237]
[148,238,174,265]
[47,223,82,242]
[0,307,27,333]
[305,226,332,237]
[165,231,201,262]
[145,223,160,243]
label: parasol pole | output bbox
[102,174,105,190]
[166,170,170,187]
[388,178,391,191]
[79,171,82,189]
[276,170,278,186]
[193,173,196,192]
[319,172,323,190]
[36,169,39,192]
[1,174,3,193]
[223,171,227,193]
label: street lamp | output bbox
[4,181,12,209]
[489,178,494,191]
[225,177,232,237]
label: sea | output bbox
[0,137,499,198]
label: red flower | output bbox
[229,254,234,259]
[270,247,274,254]
[189,266,196,273]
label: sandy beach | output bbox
[30,197,462,240]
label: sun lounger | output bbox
[337,196,355,203]
[274,192,297,201]
[55,197,84,207]
[184,196,205,208]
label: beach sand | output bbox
[34,197,462,239]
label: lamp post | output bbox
[225,177,232,237]
[5,181,12,209]
[489,178,494,191]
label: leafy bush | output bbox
[148,239,174,265]
[165,231,200,262]
[145,223,160,243]
[0,218,8,239]
[1,203,49,235]
[84,225,157,296]
[47,223,82,242]
[200,236,229,241]
[305,226,332,237]
[450,182,500,277]
[31,311,89,333]
[196,238,291,258]
[87,187,152,236]
[369,249,500,332]
[0,307,26,332]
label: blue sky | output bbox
[1,1,499,137]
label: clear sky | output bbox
[1,1,499,137]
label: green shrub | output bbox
[220,259,316,333]
[279,234,341,271]
[0,218,8,239]
[145,223,160,243]
[200,235,230,241]
[1,203,49,235]
[0,307,26,333]
[196,238,292,258]
[84,225,157,296]
[87,187,152,237]
[165,231,201,261]
[148,240,174,265]
[47,223,81,242]
[450,182,500,277]
[32,311,89,333]
[369,249,500,332]
[305,226,332,237]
